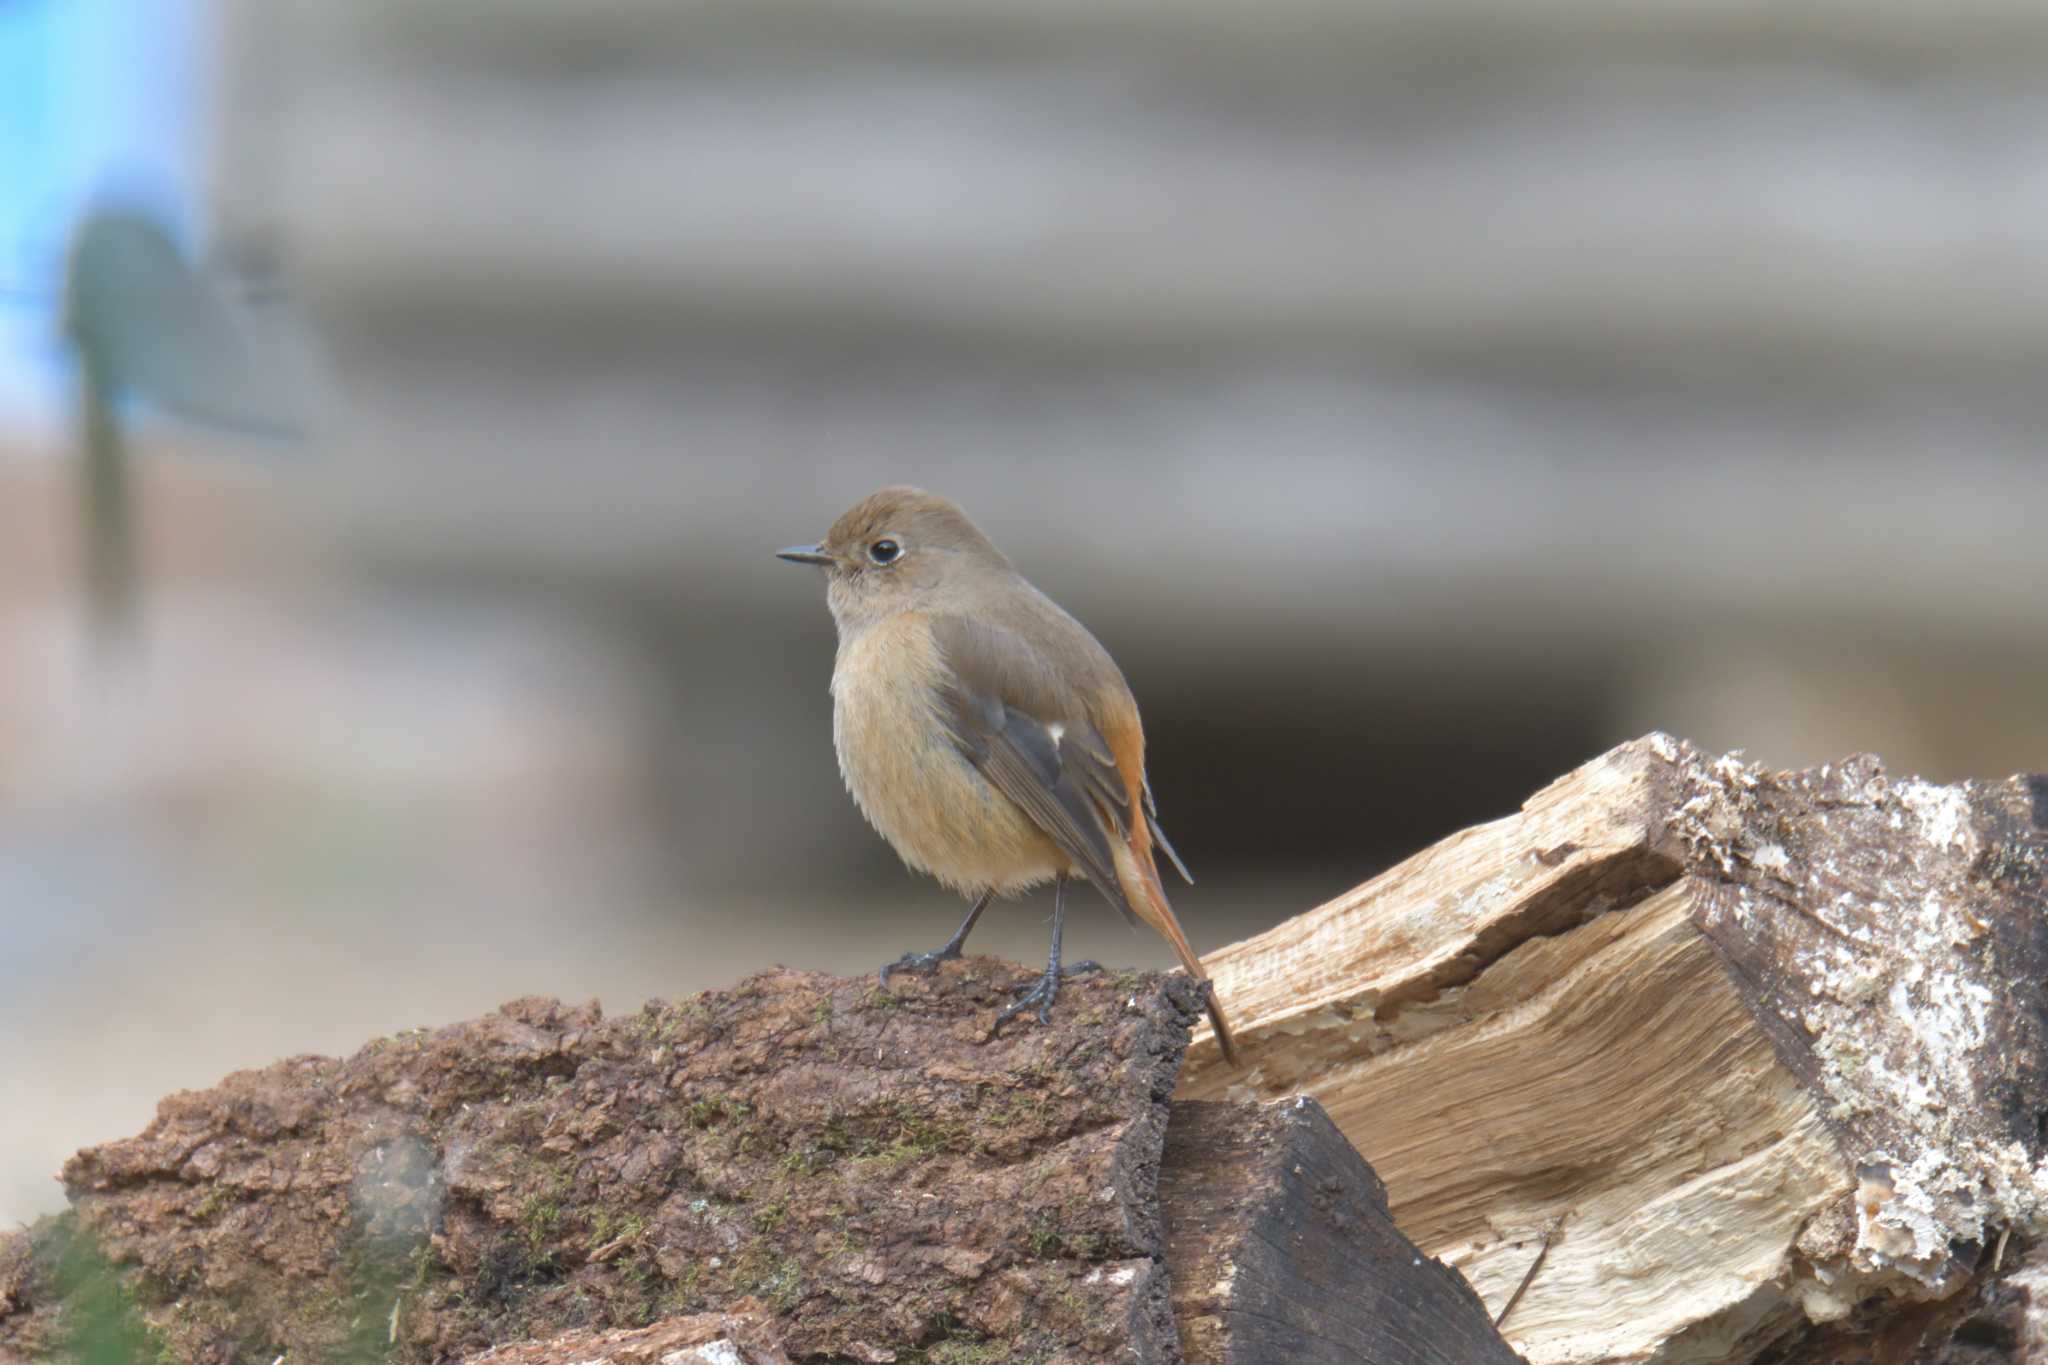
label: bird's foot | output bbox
[879,944,965,987]
[993,959,1101,1029]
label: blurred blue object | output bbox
[0,0,205,423]
[62,208,319,642]
[65,211,310,437]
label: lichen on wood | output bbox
[1673,747,2048,1309]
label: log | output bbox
[7,733,2040,1362]
[1162,1098,1520,1364]
[1180,734,2048,1362]
[6,972,1195,1362]
[0,965,1514,1363]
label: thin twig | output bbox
[1494,1212,1569,1330]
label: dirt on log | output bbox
[1,966,1205,1363]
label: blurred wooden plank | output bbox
[275,69,2048,373]
[287,0,2048,68]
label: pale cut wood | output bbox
[1193,878,1846,1361]
[1182,736,1684,1079]
[1184,735,2048,1364]
[1285,882,1843,1361]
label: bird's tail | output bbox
[1113,828,1239,1065]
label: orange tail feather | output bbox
[1116,831,1239,1065]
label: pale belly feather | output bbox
[830,615,1066,896]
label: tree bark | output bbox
[0,967,1514,1363]
[1162,1098,1521,1364]
[32,970,1200,1363]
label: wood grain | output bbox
[1185,735,2048,1363]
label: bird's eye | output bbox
[868,538,901,565]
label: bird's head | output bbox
[778,486,1012,633]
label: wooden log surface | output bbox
[0,965,1518,1363]
[5,971,1204,1362]
[1181,734,2048,1363]
[1162,1098,1521,1365]
[5,733,2042,1363]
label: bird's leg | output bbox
[995,875,1100,1030]
[880,890,993,986]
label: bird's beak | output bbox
[776,544,833,566]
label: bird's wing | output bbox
[932,612,1234,1062]
[929,614,1139,924]
[1143,775,1195,885]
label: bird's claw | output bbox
[992,960,1101,1030]
[878,944,963,987]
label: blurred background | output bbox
[5,0,2048,1228]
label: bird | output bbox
[778,487,1236,1062]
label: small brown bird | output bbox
[779,487,1236,1060]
